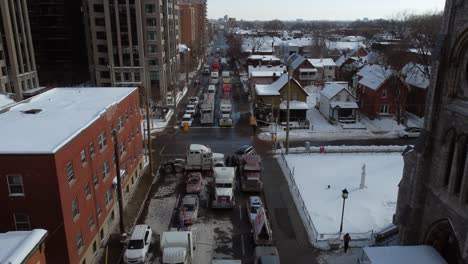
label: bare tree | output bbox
[226,33,243,60]
[263,19,285,32]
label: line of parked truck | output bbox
[156,144,280,264]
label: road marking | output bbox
[241,234,245,255]
[239,204,242,221]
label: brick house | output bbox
[0,88,144,264]
[287,54,336,87]
[0,229,48,264]
[356,64,408,119]
[402,62,430,117]
[247,65,286,99]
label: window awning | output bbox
[330,101,358,109]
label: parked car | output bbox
[189,96,199,106]
[180,114,193,127]
[180,195,199,225]
[398,127,421,138]
[124,225,152,264]
[231,145,256,165]
[186,104,197,116]
[186,172,202,194]
[254,246,280,264]
[248,196,263,224]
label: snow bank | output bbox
[280,152,403,248]
[275,145,408,154]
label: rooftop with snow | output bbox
[0,87,137,154]
[0,229,48,264]
[283,152,403,240]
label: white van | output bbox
[208,85,216,94]
[124,225,152,263]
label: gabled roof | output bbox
[357,64,393,90]
[402,63,430,89]
[321,83,349,100]
[0,229,48,264]
[255,74,304,96]
[308,58,336,68]
[248,65,286,78]
[287,53,306,71]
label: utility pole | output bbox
[144,61,154,176]
[112,129,125,235]
[286,65,291,155]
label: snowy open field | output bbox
[283,152,403,240]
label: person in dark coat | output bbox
[343,233,351,253]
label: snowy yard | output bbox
[281,152,404,248]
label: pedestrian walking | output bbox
[343,233,351,253]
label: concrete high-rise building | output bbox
[0,0,43,100]
[394,1,468,263]
[83,0,180,103]
[26,0,89,87]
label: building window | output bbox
[89,142,95,157]
[66,162,75,183]
[136,126,140,134]
[118,116,124,130]
[97,202,102,218]
[76,232,83,253]
[145,4,156,13]
[93,4,104,12]
[146,18,157,27]
[150,71,159,81]
[292,92,298,101]
[131,130,135,140]
[72,198,80,220]
[380,104,389,114]
[382,89,388,98]
[102,160,110,180]
[89,215,95,230]
[100,229,104,241]
[7,175,24,196]
[95,17,105,26]
[85,183,91,199]
[454,136,467,195]
[120,142,126,155]
[93,241,97,253]
[14,213,30,231]
[125,111,129,121]
[80,150,87,166]
[147,31,157,41]
[105,189,113,207]
[148,59,158,66]
[148,44,157,54]
[98,132,107,150]
[93,174,99,188]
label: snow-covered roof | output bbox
[248,65,286,78]
[330,102,358,109]
[0,94,15,110]
[0,87,137,154]
[0,229,48,264]
[308,58,336,68]
[320,83,346,100]
[255,74,300,96]
[178,44,189,53]
[357,64,393,90]
[363,246,447,264]
[326,41,364,51]
[279,101,309,110]
[287,53,306,71]
[247,55,281,61]
[402,63,430,89]
[241,36,282,53]
[335,55,347,67]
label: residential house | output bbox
[319,82,358,123]
[356,64,408,119]
[402,63,430,117]
[246,55,282,66]
[254,74,308,123]
[247,65,286,99]
[286,54,336,86]
[335,55,368,82]
[0,229,48,264]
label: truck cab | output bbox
[160,231,194,264]
[219,99,232,127]
[210,72,219,85]
[212,167,236,209]
[222,71,230,84]
[239,155,263,192]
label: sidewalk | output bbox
[94,160,156,264]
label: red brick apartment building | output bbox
[0,88,145,264]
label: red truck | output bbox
[223,84,232,96]
[238,155,263,192]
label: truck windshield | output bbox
[182,117,191,121]
[127,239,144,249]
[221,110,231,114]
[216,183,232,188]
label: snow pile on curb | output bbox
[275,145,410,154]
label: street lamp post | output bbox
[339,188,349,236]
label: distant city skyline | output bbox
[207,0,446,21]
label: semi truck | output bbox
[212,167,236,209]
[160,231,194,264]
[239,155,263,192]
[200,93,214,125]
[219,99,233,127]
[210,72,219,85]
[222,71,230,84]
[161,144,225,174]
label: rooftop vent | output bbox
[22,109,42,114]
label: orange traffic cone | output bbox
[183,122,189,132]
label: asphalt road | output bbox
[147,30,414,263]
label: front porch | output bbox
[330,101,358,123]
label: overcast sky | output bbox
[207,0,446,21]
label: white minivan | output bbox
[124,225,152,264]
[208,85,216,94]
